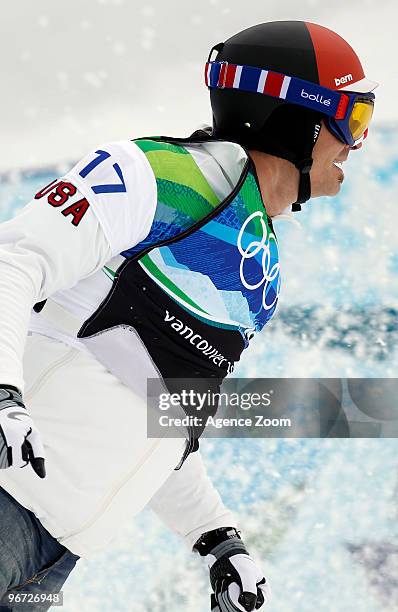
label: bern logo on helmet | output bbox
[335,73,353,87]
[301,90,331,107]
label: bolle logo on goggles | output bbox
[335,73,353,87]
[301,89,331,107]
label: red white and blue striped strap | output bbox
[205,61,350,120]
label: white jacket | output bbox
[0,140,246,557]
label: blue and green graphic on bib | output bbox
[122,140,281,335]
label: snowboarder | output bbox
[0,20,377,611]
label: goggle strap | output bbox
[205,60,348,120]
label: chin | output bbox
[329,182,342,197]
[325,173,344,197]
[311,182,341,198]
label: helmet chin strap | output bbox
[291,117,322,212]
[292,157,313,212]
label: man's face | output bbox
[310,121,353,198]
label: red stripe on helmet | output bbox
[305,22,365,91]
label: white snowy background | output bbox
[1,1,398,611]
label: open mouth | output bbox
[333,160,345,182]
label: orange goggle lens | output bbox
[349,99,374,141]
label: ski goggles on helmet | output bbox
[324,93,374,147]
[205,60,375,147]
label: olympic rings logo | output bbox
[237,211,281,311]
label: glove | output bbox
[0,386,46,478]
[194,527,271,611]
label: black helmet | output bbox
[207,21,377,208]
